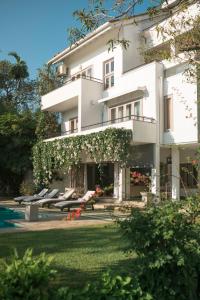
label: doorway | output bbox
[87,163,114,190]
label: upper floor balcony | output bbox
[46,114,156,144]
[41,75,103,112]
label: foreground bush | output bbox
[0,249,56,300]
[57,272,152,300]
[119,197,200,300]
[0,250,150,300]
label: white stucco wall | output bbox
[101,61,162,121]
[81,79,103,128]
[122,25,144,73]
[163,64,198,144]
[64,29,123,82]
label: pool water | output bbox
[0,207,24,228]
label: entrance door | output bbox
[87,164,96,190]
[87,163,114,191]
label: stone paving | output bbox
[0,199,145,233]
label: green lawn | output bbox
[0,225,135,288]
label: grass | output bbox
[0,224,135,287]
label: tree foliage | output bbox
[35,64,61,140]
[119,196,200,300]
[0,55,61,194]
[0,52,38,112]
[0,111,36,195]
[0,53,38,195]
[33,128,132,187]
[67,0,183,49]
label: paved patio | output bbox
[0,199,145,233]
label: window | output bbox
[71,66,92,80]
[104,58,114,89]
[118,106,124,121]
[110,108,116,124]
[164,96,173,131]
[109,100,142,123]
[175,29,200,54]
[144,42,171,63]
[86,67,92,78]
[69,118,78,133]
[126,104,132,120]
[134,101,141,117]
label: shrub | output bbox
[0,249,56,300]
[119,198,200,300]
[19,181,35,196]
[57,271,152,300]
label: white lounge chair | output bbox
[14,188,49,204]
[22,189,59,204]
[54,190,96,211]
[35,188,75,207]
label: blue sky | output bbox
[0,0,151,79]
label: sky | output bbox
[0,0,151,79]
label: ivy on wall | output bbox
[33,128,132,186]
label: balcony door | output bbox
[109,100,142,123]
[69,118,78,133]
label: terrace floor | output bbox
[0,199,145,233]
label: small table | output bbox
[25,204,39,221]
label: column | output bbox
[83,164,87,193]
[125,168,130,200]
[113,163,119,199]
[151,144,160,196]
[118,167,126,202]
[171,148,180,200]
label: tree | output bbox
[68,1,187,48]
[0,111,36,195]
[35,64,61,140]
[0,53,38,195]
[0,52,38,112]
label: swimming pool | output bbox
[0,207,24,228]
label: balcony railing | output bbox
[60,114,155,136]
[58,74,103,89]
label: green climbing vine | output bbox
[33,128,132,186]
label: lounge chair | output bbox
[54,190,96,211]
[35,188,75,207]
[22,189,59,204]
[14,188,49,204]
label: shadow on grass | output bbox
[0,224,136,287]
[0,225,126,256]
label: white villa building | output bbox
[41,0,199,201]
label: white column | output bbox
[83,164,87,193]
[113,163,119,199]
[151,144,160,196]
[125,168,130,200]
[78,96,82,133]
[171,148,180,200]
[118,167,126,202]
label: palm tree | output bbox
[8,51,29,80]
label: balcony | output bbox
[41,75,103,112]
[46,114,156,144]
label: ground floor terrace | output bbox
[49,143,199,201]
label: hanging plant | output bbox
[33,128,132,187]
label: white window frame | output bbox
[104,58,114,89]
[71,66,93,80]
[69,117,78,133]
[164,95,173,131]
[109,99,142,123]
[133,100,141,118]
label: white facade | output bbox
[41,1,199,200]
